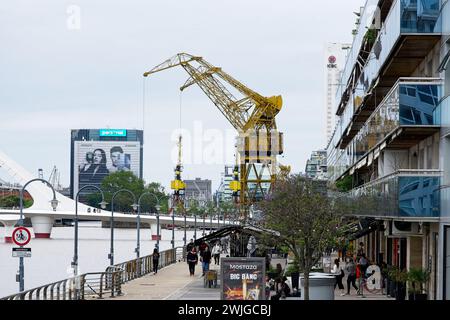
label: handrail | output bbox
[105,246,186,284]
[0,271,123,301]
[351,169,442,193]
[1,246,190,300]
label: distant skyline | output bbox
[0,0,364,192]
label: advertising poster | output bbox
[73,141,141,194]
[221,257,265,300]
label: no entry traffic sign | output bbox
[12,227,31,246]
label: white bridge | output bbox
[0,150,232,242]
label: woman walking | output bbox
[152,247,160,274]
[332,258,345,296]
[187,247,198,276]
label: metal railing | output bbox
[1,247,186,300]
[105,246,186,284]
[351,169,442,193]
[0,270,123,300]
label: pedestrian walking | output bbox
[332,258,345,296]
[201,246,212,276]
[211,242,221,265]
[152,247,160,274]
[187,239,195,252]
[187,247,198,276]
[345,258,358,295]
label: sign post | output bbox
[221,257,265,300]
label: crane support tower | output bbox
[143,53,284,217]
[170,134,186,214]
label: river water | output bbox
[0,222,202,297]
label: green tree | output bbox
[258,174,347,300]
[0,195,33,208]
[87,171,169,213]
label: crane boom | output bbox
[143,53,284,214]
[143,53,282,132]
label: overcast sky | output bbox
[0,0,364,192]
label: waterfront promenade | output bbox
[109,258,392,301]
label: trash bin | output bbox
[299,273,335,300]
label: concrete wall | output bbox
[379,150,408,176]
[408,236,423,270]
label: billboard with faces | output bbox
[73,141,141,195]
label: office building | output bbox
[70,129,144,200]
[325,43,351,144]
[184,178,212,204]
[305,150,327,180]
[327,0,450,299]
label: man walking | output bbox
[201,246,212,276]
[345,258,358,295]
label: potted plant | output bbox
[284,260,300,292]
[266,265,279,280]
[407,268,430,301]
[388,267,407,301]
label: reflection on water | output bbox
[0,222,201,297]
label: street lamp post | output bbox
[171,207,175,249]
[109,189,137,266]
[19,179,58,293]
[183,213,187,247]
[194,214,197,240]
[74,185,106,275]
[136,192,161,259]
[202,211,206,236]
[217,207,220,229]
[209,209,213,234]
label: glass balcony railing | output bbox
[336,0,442,123]
[335,0,380,107]
[350,170,441,218]
[351,79,442,163]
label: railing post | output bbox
[62,281,66,300]
[110,272,115,298]
[99,273,104,299]
[81,275,85,300]
[56,282,61,300]
[43,286,48,300]
[117,271,122,296]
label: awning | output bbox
[343,217,380,241]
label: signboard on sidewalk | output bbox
[221,257,265,300]
[12,247,32,258]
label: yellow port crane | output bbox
[143,53,285,215]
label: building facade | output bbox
[70,129,144,200]
[184,178,212,204]
[305,150,327,180]
[216,165,235,203]
[327,0,450,299]
[325,43,351,144]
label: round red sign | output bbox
[12,227,31,246]
[328,55,337,64]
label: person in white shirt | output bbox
[211,242,222,265]
[332,258,345,296]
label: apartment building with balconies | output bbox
[327,0,450,299]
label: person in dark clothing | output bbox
[345,258,358,295]
[271,276,291,300]
[187,247,198,276]
[152,247,160,274]
[201,246,212,276]
[186,239,195,253]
